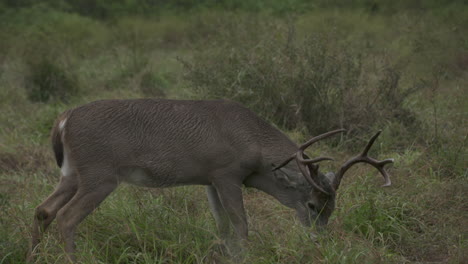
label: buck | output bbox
[29,99,393,262]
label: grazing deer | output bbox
[29,99,393,262]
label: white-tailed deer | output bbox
[29,99,393,262]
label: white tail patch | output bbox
[59,118,73,176]
[59,118,67,132]
[61,147,73,177]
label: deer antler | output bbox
[332,131,393,191]
[273,129,346,194]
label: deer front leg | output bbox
[212,180,248,241]
[211,178,248,259]
[206,185,231,239]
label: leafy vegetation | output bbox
[0,1,466,263]
[184,24,419,139]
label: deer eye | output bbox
[306,202,316,212]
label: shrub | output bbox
[183,22,419,142]
[140,71,168,98]
[24,57,79,103]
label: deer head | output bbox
[272,129,393,228]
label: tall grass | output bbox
[0,2,466,263]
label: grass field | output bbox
[0,1,467,263]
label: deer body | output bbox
[58,99,300,188]
[29,99,393,262]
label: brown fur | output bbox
[29,99,391,262]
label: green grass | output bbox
[0,2,467,263]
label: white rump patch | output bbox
[61,147,73,177]
[59,118,72,177]
[59,118,67,132]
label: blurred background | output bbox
[0,1,466,263]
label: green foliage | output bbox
[342,197,419,246]
[184,22,419,140]
[1,7,110,55]
[140,72,169,98]
[0,1,466,263]
[2,0,468,18]
[24,58,79,103]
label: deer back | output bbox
[58,99,298,187]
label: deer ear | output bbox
[325,172,336,184]
[273,167,299,188]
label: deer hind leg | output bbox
[29,174,78,259]
[56,168,118,263]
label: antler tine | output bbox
[295,152,330,195]
[272,129,345,171]
[273,129,345,195]
[272,155,295,171]
[296,155,334,164]
[299,129,346,151]
[332,131,394,191]
[377,162,393,187]
[361,130,381,156]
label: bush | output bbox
[24,57,79,103]
[183,22,419,141]
[140,71,168,98]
